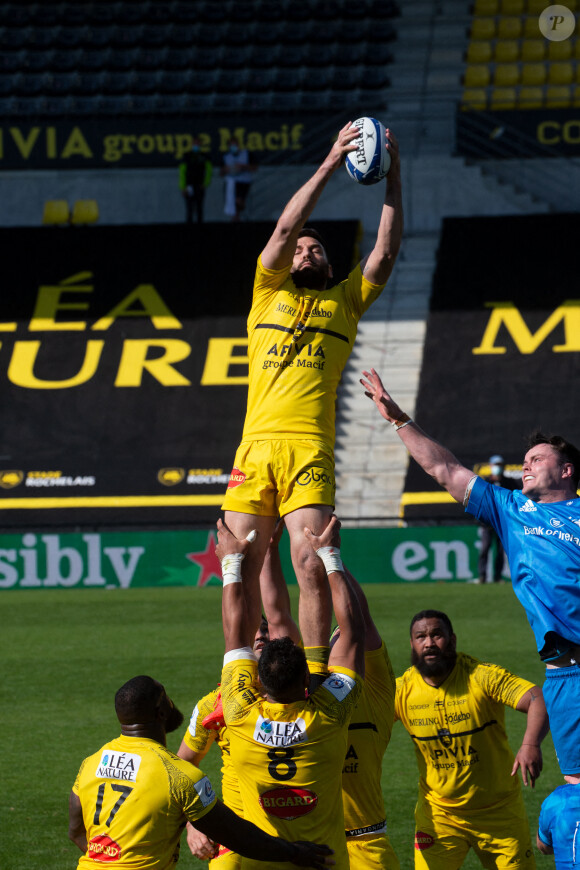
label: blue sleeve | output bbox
[465,476,515,540]
[538,796,554,847]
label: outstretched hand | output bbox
[327,121,361,169]
[360,368,404,424]
[512,744,543,788]
[304,515,341,552]
[290,840,335,868]
[215,518,257,562]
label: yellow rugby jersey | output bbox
[395,652,534,811]
[221,651,362,870]
[73,735,217,868]
[183,687,242,815]
[242,257,384,443]
[342,643,396,836]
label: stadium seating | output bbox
[42,199,70,225]
[0,0,399,118]
[70,200,99,225]
[463,2,580,110]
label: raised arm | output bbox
[361,368,475,505]
[512,686,549,787]
[216,518,256,653]
[304,516,365,677]
[261,122,361,271]
[359,130,403,287]
[343,565,382,652]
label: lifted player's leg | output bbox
[283,505,333,681]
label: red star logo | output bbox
[186,532,222,587]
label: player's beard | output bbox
[290,263,329,290]
[411,646,457,679]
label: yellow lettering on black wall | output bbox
[201,338,249,385]
[473,300,580,354]
[8,340,104,388]
[61,127,93,159]
[115,339,191,386]
[10,127,41,159]
[91,285,182,330]
[29,272,93,331]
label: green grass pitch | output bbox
[1,582,562,870]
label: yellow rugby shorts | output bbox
[221,439,335,517]
[414,796,535,870]
[347,834,401,869]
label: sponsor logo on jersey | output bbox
[215,844,233,859]
[415,831,434,851]
[227,467,246,488]
[95,751,142,782]
[437,727,453,748]
[194,775,216,807]
[322,672,356,702]
[550,518,565,528]
[253,715,308,746]
[88,834,122,861]
[409,703,430,710]
[519,499,537,512]
[259,786,318,820]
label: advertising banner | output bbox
[403,213,580,521]
[0,525,486,590]
[0,220,359,528]
[456,108,580,158]
[0,115,338,170]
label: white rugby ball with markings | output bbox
[345,117,391,185]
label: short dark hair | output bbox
[258,637,307,695]
[297,226,328,255]
[115,675,162,724]
[410,610,454,637]
[527,431,580,489]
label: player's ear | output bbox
[450,633,457,651]
[328,264,333,279]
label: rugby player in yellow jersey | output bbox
[221,120,403,665]
[395,611,549,870]
[215,515,365,870]
[178,523,301,867]
[69,675,334,869]
[329,567,400,870]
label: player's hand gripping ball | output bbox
[345,117,391,185]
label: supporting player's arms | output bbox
[305,515,365,677]
[194,800,335,868]
[216,518,256,652]
[68,791,88,853]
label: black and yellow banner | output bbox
[0,116,338,169]
[0,220,359,527]
[456,108,580,158]
[403,213,580,521]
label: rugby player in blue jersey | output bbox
[361,367,580,777]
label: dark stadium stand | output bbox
[0,0,399,119]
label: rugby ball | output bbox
[345,117,391,186]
